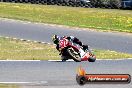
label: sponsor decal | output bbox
[76,66,131,85]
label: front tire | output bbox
[67,48,81,62]
[88,57,96,62]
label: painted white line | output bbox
[33,41,38,43]
[41,42,46,44]
[0,36,53,45]
[20,39,25,41]
[0,82,33,84]
[27,40,31,42]
[0,60,41,62]
[127,58,132,59]
[0,81,48,84]
[13,38,17,40]
[48,59,74,62]
[97,58,132,60]
[27,22,31,23]
[97,59,116,60]
[5,37,10,39]
[47,43,51,45]
[48,58,132,62]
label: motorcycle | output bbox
[58,38,96,62]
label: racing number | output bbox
[60,39,67,48]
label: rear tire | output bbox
[67,48,81,62]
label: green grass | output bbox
[0,37,60,60]
[0,84,18,88]
[0,37,132,60]
[0,2,132,33]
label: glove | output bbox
[59,47,62,51]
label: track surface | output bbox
[0,60,132,88]
[0,18,132,88]
[0,18,132,53]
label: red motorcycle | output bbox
[58,38,96,62]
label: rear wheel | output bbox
[67,47,81,62]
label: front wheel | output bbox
[67,48,81,62]
[88,56,96,62]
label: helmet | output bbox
[52,35,60,44]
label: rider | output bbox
[51,35,88,52]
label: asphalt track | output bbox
[0,18,132,53]
[0,18,132,88]
[0,60,132,88]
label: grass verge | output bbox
[0,37,59,60]
[0,84,18,88]
[0,2,132,33]
[0,37,132,60]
